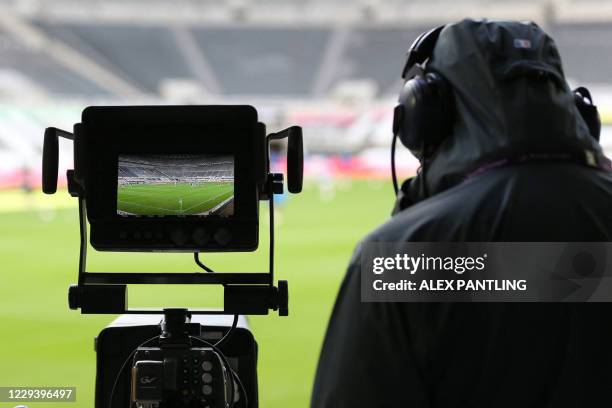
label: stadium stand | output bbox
[333,27,432,95]
[550,22,612,84]
[34,22,195,94]
[118,155,234,186]
[0,27,108,96]
[191,26,331,95]
[2,0,612,188]
[27,21,612,97]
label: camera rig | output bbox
[42,105,303,408]
[43,105,303,317]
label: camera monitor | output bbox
[43,104,303,257]
[65,105,268,252]
[116,154,235,218]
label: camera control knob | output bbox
[193,228,210,246]
[278,280,289,316]
[68,284,81,310]
[214,228,232,246]
[170,228,188,246]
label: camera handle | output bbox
[265,126,303,195]
[42,127,74,194]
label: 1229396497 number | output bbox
[0,387,76,402]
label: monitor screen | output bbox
[117,154,234,217]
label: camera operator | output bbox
[312,19,612,407]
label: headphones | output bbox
[392,26,454,160]
[574,86,601,142]
[392,25,602,163]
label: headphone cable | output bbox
[421,138,429,198]
[391,131,399,195]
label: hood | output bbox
[411,19,607,199]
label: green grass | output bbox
[117,182,234,216]
[0,180,391,408]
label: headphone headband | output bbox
[401,25,445,79]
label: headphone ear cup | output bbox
[396,77,426,154]
[574,87,601,141]
[396,72,454,158]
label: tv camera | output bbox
[42,105,303,408]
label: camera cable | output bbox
[188,253,243,403]
[106,321,243,408]
[108,335,161,408]
[214,314,239,347]
[391,131,430,199]
[391,130,400,195]
[194,252,214,273]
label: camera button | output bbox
[202,372,213,383]
[201,361,213,371]
[170,228,188,246]
[214,228,232,245]
[202,385,213,395]
[193,228,210,246]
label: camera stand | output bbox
[67,182,288,316]
[54,125,302,317]
[43,108,302,408]
[159,308,200,348]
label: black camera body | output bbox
[96,312,259,408]
[43,104,303,408]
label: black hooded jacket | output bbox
[312,20,612,408]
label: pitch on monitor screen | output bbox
[117,154,234,217]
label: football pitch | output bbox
[0,180,390,408]
[117,182,234,216]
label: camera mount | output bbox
[43,117,303,317]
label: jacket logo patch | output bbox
[514,38,532,49]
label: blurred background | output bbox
[1,0,612,407]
